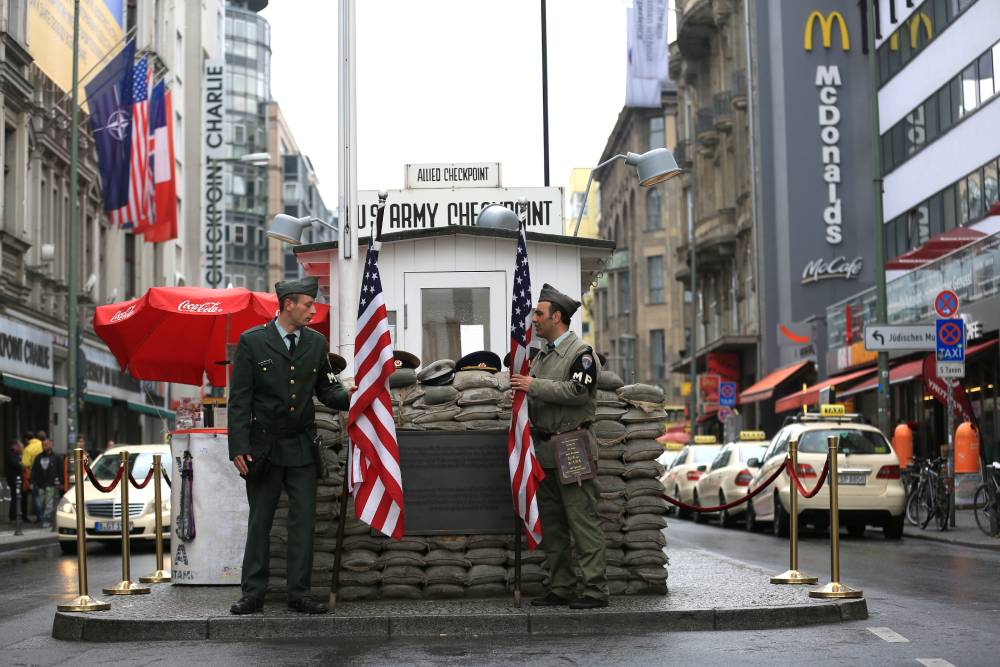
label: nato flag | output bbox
[85,39,135,212]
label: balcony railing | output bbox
[696,108,715,136]
[713,92,732,119]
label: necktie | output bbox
[546,343,555,352]
[286,333,297,355]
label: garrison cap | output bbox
[456,350,502,374]
[393,350,421,370]
[275,276,319,301]
[538,283,580,319]
[327,352,347,376]
[417,359,455,386]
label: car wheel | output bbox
[720,492,736,529]
[745,501,758,532]
[846,519,867,539]
[773,493,790,538]
[693,492,709,524]
[675,486,690,520]
[59,540,77,555]
[883,515,904,540]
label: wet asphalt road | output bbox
[0,521,998,666]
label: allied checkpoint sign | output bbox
[936,318,966,379]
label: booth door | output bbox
[402,271,509,364]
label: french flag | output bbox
[144,81,177,243]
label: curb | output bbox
[51,598,868,641]
[903,530,1000,552]
[0,534,57,555]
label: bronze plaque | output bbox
[552,429,595,485]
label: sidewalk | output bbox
[0,521,58,554]
[902,509,1000,550]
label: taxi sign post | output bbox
[936,315,964,528]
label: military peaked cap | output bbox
[538,283,580,319]
[418,359,455,386]
[456,350,502,374]
[275,276,319,301]
[327,352,348,376]
[393,350,421,370]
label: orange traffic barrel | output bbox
[955,421,980,474]
[892,423,913,469]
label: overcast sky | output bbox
[261,0,636,208]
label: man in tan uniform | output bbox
[510,283,608,609]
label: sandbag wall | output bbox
[266,366,669,600]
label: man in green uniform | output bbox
[509,283,608,609]
[228,277,350,615]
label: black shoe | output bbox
[569,596,609,610]
[230,595,264,615]
[288,597,328,614]
[530,592,570,607]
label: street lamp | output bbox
[572,148,682,237]
[266,214,339,245]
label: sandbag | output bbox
[593,420,626,443]
[623,529,667,550]
[377,551,425,568]
[596,389,627,406]
[595,475,626,499]
[457,388,503,406]
[381,584,423,599]
[342,534,384,552]
[598,370,624,390]
[505,563,546,583]
[626,495,669,515]
[455,405,502,421]
[624,549,669,566]
[597,459,626,477]
[338,585,380,601]
[466,583,507,597]
[425,549,471,567]
[339,570,382,586]
[389,368,418,388]
[418,385,460,406]
[631,566,669,582]
[497,372,511,392]
[623,439,665,462]
[429,536,468,551]
[606,565,630,581]
[465,547,507,566]
[412,407,463,424]
[598,443,626,461]
[402,387,425,404]
[621,460,664,480]
[505,549,547,566]
[341,549,379,572]
[595,405,627,420]
[424,565,468,585]
[605,548,626,567]
[425,584,465,599]
[626,578,668,595]
[621,407,668,423]
[626,478,666,498]
[462,420,506,431]
[467,535,509,549]
[597,498,624,521]
[381,565,426,585]
[625,422,666,440]
[452,370,499,391]
[467,564,506,585]
[623,513,668,532]
[384,537,428,553]
[617,383,665,404]
[424,421,467,431]
[602,530,625,548]
[609,579,629,596]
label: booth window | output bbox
[421,287,490,363]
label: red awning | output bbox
[839,339,998,398]
[774,365,878,414]
[885,226,986,271]
[739,360,812,405]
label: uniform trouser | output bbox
[241,462,317,602]
[537,467,609,601]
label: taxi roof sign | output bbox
[693,435,718,444]
[739,430,767,441]
[820,404,846,417]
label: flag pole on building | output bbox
[67,0,82,453]
[337,0,360,380]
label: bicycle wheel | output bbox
[973,485,995,536]
[906,485,928,527]
[935,481,949,531]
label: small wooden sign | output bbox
[552,429,595,485]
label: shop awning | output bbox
[739,360,812,405]
[0,373,55,396]
[84,392,114,406]
[126,400,176,419]
[774,366,878,414]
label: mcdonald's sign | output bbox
[804,10,850,52]
[888,12,933,51]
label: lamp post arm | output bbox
[302,217,338,232]
[573,154,626,237]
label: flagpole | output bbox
[67,0,82,453]
[337,0,360,381]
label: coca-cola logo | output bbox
[801,256,863,284]
[177,300,223,313]
[110,304,137,323]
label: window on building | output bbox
[646,188,662,230]
[284,182,300,202]
[233,224,246,245]
[961,62,979,115]
[124,233,136,299]
[618,271,631,315]
[647,256,665,304]
[979,51,995,102]
[968,168,983,221]
[234,124,246,145]
[233,274,246,288]
[650,329,665,379]
[649,116,665,150]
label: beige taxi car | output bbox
[660,436,722,519]
[745,406,905,540]
[55,444,171,554]
[693,431,769,528]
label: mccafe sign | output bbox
[801,256,863,284]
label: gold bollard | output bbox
[103,451,151,595]
[771,436,818,584]
[58,448,111,612]
[140,455,171,583]
[810,434,863,599]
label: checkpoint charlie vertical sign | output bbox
[202,58,226,288]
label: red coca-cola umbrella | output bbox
[93,286,330,387]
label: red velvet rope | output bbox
[129,465,156,489]
[661,459,788,513]
[161,465,171,488]
[787,454,831,499]
[84,463,126,493]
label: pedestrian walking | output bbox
[5,439,25,522]
[227,277,352,616]
[30,439,61,529]
[21,431,43,523]
[510,283,609,610]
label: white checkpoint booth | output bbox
[169,428,248,585]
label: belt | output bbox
[252,423,308,437]
[533,422,592,441]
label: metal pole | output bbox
[103,451,150,595]
[540,0,550,186]
[865,0,890,435]
[57,448,110,611]
[743,0,763,384]
[140,454,170,583]
[688,190,698,437]
[14,475,23,536]
[67,0,81,455]
[810,435,862,599]
[947,380,956,527]
[337,0,360,379]
[771,436,817,584]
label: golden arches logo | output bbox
[889,12,933,51]
[804,10,850,52]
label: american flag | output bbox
[110,56,152,230]
[508,214,544,548]
[347,240,405,539]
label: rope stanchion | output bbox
[771,436,818,585]
[140,454,171,584]
[83,462,125,494]
[128,465,155,490]
[57,448,111,613]
[161,465,171,488]
[787,454,831,499]
[661,460,787,513]
[810,435,863,599]
[102,451,150,596]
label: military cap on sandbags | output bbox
[275,275,319,301]
[456,350,502,374]
[538,283,580,319]
[502,347,541,369]
[417,359,455,386]
[327,352,347,375]
[393,350,421,370]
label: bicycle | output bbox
[905,457,949,531]
[902,458,926,527]
[973,462,1000,537]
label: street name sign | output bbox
[863,324,935,351]
[936,317,965,379]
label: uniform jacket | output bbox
[527,331,600,468]
[228,319,350,466]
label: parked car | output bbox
[694,431,769,527]
[55,444,171,554]
[655,443,684,470]
[660,436,722,519]
[745,407,905,539]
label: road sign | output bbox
[863,324,935,351]
[936,317,965,379]
[935,290,959,318]
[936,362,965,379]
[718,406,733,422]
[719,381,737,407]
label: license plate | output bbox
[94,521,132,532]
[838,474,867,486]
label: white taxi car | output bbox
[660,436,722,519]
[745,406,905,540]
[55,444,171,554]
[693,431,769,528]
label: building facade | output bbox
[565,167,602,348]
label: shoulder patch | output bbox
[569,350,598,389]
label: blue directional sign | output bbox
[719,381,737,407]
[935,318,965,362]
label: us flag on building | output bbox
[110,55,152,230]
[347,238,405,539]
[508,214,544,548]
